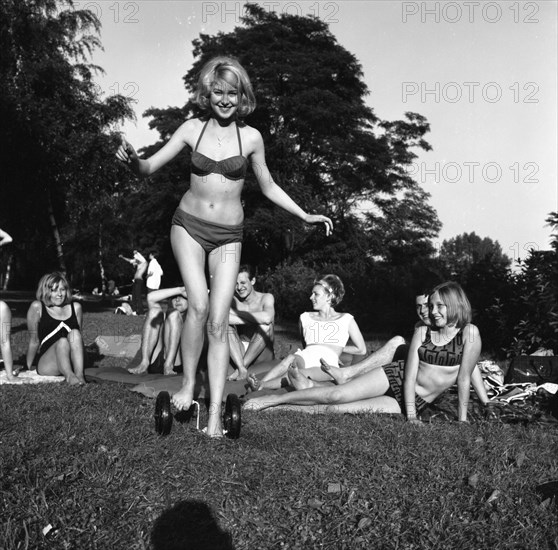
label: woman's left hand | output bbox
[305,214,333,236]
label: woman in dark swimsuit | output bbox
[116,56,332,436]
[26,272,85,386]
[244,282,489,422]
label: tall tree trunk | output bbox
[98,223,105,284]
[47,192,66,274]
[2,254,13,290]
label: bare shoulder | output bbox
[28,300,42,316]
[73,301,83,314]
[176,118,204,145]
[462,323,480,342]
[240,123,263,153]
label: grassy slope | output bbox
[1,309,557,549]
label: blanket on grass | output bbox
[0,369,64,385]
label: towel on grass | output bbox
[0,370,64,385]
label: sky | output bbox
[90,0,558,260]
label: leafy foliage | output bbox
[0,0,134,286]
[141,2,440,273]
[507,212,558,355]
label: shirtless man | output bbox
[227,265,275,380]
[128,286,188,375]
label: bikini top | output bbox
[38,302,80,348]
[191,119,248,181]
[418,327,465,367]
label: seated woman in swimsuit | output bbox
[248,275,404,391]
[1,300,18,381]
[26,272,86,386]
[245,281,489,422]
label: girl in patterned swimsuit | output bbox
[116,57,332,436]
[25,272,86,386]
[245,281,489,422]
[248,275,367,391]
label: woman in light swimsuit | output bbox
[244,281,490,422]
[248,274,368,391]
[25,272,86,386]
[117,56,332,436]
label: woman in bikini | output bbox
[244,281,490,422]
[25,272,86,385]
[116,56,332,436]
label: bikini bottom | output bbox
[171,208,243,253]
[382,360,430,414]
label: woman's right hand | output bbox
[116,139,138,165]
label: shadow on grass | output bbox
[151,500,234,550]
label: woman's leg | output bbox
[244,365,391,411]
[319,336,406,384]
[128,308,164,374]
[204,242,242,436]
[68,329,85,384]
[247,353,297,390]
[37,338,82,385]
[162,311,182,375]
[170,225,210,410]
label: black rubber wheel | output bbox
[155,391,173,436]
[224,393,241,439]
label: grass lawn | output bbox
[1,303,558,549]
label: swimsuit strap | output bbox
[195,119,242,155]
[236,122,242,156]
[194,119,210,152]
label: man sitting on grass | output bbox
[227,265,275,381]
[127,286,188,376]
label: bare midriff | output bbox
[415,361,460,402]
[178,174,245,225]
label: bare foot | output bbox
[320,359,348,385]
[127,363,148,375]
[287,364,314,390]
[76,376,87,386]
[67,374,82,386]
[246,374,261,391]
[171,382,195,411]
[163,365,177,376]
[205,404,223,437]
[228,366,248,381]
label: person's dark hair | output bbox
[36,272,72,306]
[314,274,345,306]
[430,281,472,328]
[192,56,256,118]
[238,264,255,279]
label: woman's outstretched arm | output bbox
[456,323,483,421]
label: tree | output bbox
[0,0,134,286]
[438,232,511,280]
[140,3,440,273]
[508,212,558,355]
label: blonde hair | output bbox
[314,274,345,307]
[191,56,256,117]
[36,272,72,307]
[430,281,472,328]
